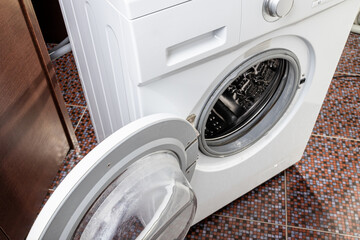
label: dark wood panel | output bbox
[21,0,78,148]
[0,0,74,239]
[0,226,10,240]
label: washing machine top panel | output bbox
[106,0,190,19]
[27,114,198,240]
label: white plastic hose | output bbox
[49,43,72,60]
[49,37,72,61]
[351,11,360,34]
[352,24,360,34]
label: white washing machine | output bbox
[28,0,360,239]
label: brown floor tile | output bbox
[49,150,84,189]
[42,149,85,206]
[52,52,87,106]
[288,227,358,240]
[216,173,286,225]
[287,136,360,236]
[336,33,360,74]
[66,105,86,129]
[313,77,360,139]
[186,215,286,239]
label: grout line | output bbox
[213,214,286,228]
[284,171,288,240]
[334,72,360,77]
[214,214,360,239]
[74,107,87,131]
[65,103,87,108]
[288,226,360,239]
[311,133,360,142]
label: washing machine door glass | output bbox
[73,152,196,240]
[27,114,198,240]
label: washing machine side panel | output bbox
[59,0,140,141]
[59,0,106,141]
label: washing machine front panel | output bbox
[27,114,198,240]
[138,34,312,132]
[191,0,360,222]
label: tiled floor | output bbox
[46,32,360,239]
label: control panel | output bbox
[240,0,346,42]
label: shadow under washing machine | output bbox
[28,0,360,238]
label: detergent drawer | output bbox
[123,0,242,84]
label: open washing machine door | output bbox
[27,114,198,240]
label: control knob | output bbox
[263,0,294,20]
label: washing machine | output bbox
[28,0,360,238]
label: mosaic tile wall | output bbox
[45,33,360,239]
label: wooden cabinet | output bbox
[0,0,77,239]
